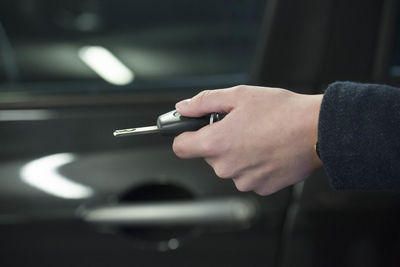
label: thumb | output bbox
[175,89,235,117]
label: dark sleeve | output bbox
[318,81,400,190]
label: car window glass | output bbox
[0,0,267,94]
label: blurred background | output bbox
[0,0,400,266]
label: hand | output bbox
[172,85,323,195]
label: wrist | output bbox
[310,94,323,169]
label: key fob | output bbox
[157,110,210,136]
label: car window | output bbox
[389,8,400,81]
[0,0,267,94]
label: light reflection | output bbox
[0,110,54,121]
[20,153,94,199]
[78,46,134,85]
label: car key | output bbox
[113,110,225,137]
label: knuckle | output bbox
[200,140,215,155]
[255,189,270,196]
[195,90,212,105]
[233,179,252,192]
[201,133,225,156]
[214,163,235,179]
[231,85,247,94]
[255,185,278,196]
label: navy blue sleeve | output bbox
[318,81,400,190]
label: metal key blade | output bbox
[113,125,159,137]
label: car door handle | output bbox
[80,197,258,227]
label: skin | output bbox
[172,85,323,196]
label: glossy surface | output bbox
[1,1,400,266]
[0,103,291,266]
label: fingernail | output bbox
[175,98,191,111]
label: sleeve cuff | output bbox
[318,81,400,190]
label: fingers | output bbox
[173,90,234,159]
[175,88,236,117]
[173,126,215,159]
[233,176,276,195]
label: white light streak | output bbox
[78,46,134,85]
[0,110,54,121]
[21,153,94,199]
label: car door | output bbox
[0,1,292,267]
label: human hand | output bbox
[172,85,323,195]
